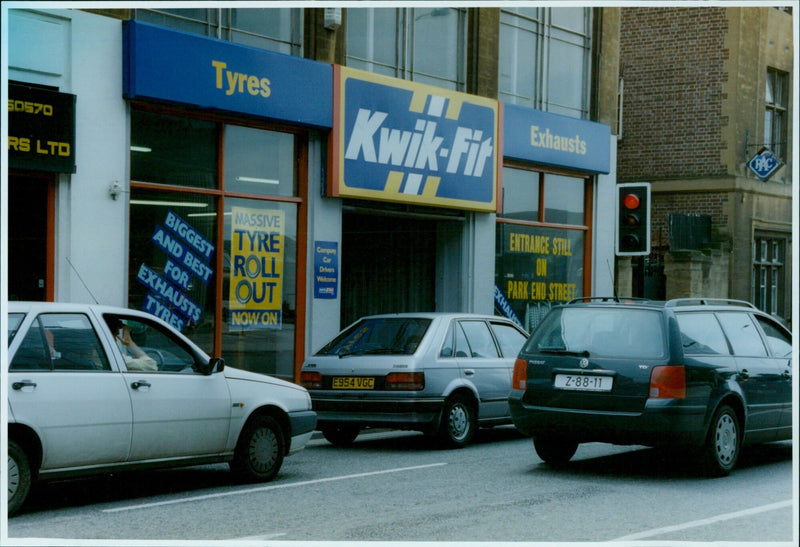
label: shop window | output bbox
[495,166,589,331]
[134,7,303,55]
[752,236,786,318]
[128,189,219,351]
[765,68,788,162]
[224,125,296,197]
[499,7,592,119]
[129,109,304,380]
[345,7,467,91]
[131,110,218,189]
[223,198,298,378]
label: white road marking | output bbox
[101,462,447,513]
[612,499,794,541]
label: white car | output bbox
[6,301,316,516]
[301,313,528,448]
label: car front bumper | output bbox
[508,390,709,447]
[288,410,318,454]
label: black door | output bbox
[9,173,51,301]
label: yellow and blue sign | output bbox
[502,103,611,174]
[123,21,332,128]
[330,66,499,212]
[229,207,285,330]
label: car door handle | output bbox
[12,380,37,390]
[739,369,749,380]
[782,370,791,380]
[464,369,475,376]
[131,380,151,390]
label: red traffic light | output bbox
[622,193,640,210]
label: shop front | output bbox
[496,104,613,331]
[123,21,331,381]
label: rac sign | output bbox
[330,66,499,212]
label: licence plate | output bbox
[332,376,375,389]
[554,374,613,392]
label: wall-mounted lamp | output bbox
[109,181,122,200]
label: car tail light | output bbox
[512,358,527,390]
[300,371,322,389]
[385,372,424,390]
[649,365,685,399]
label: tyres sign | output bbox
[330,66,498,212]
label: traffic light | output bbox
[615,183,650,256]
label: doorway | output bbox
[9,173,53,301]
[341,212,437,326]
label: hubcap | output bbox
[249,427,278,473]
[448,403,469,441]
[8,454,19,499]
[715,413,737,466]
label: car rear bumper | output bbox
[310,396,444,430]
[508,390,708,446]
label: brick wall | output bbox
[618,7,729,180]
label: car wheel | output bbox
[8,440,32,517]
[230,415,285,482]
[533,436,579,465]
[437,394,476,448]
[321,426,360,447]
[700,404,740,477]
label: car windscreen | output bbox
[524,307,666,359]
[316,317,432,356]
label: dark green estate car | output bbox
[509,298,792,476]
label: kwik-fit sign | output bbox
[330,66,498,212]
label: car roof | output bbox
[354,312,521,322]
[7,301,146,315]
[562,297,762,312]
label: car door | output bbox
[752,315,792,439]
[454,320,508,419]
[8,311,133,470]
[103,313,233,461]
[716,311,783,441]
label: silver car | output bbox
[7,301,316,516]
[300,313,528,448]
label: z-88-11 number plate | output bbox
[554,374,612,392]
[332,377,375,389]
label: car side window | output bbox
[10,314,111,371]
[453,322,471,358]
[104,314,198,373]
[459,321,499,358]
[490,322,527,358]
[716,312,768,357]
[754,316,792,357]
[675,312,731,355]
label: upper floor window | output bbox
[345,7,467,91]
[499,7,592,119]
[134,7,302,55]
[765,68,789,162]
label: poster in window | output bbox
[229,207,284,330]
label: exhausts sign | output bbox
[329,66,499,212]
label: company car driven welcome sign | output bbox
[330,67,499,212]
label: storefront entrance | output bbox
[341,211,440,326]
[8,173,53,301]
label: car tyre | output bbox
[437,394,476,448]
[533,436,579,465]
[700,404,740,477]
[322,426,360,446]
[230,415,285,482]
[8,440,32,517]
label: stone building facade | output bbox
[617,6,793,323]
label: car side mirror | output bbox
[205,357,225,375]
